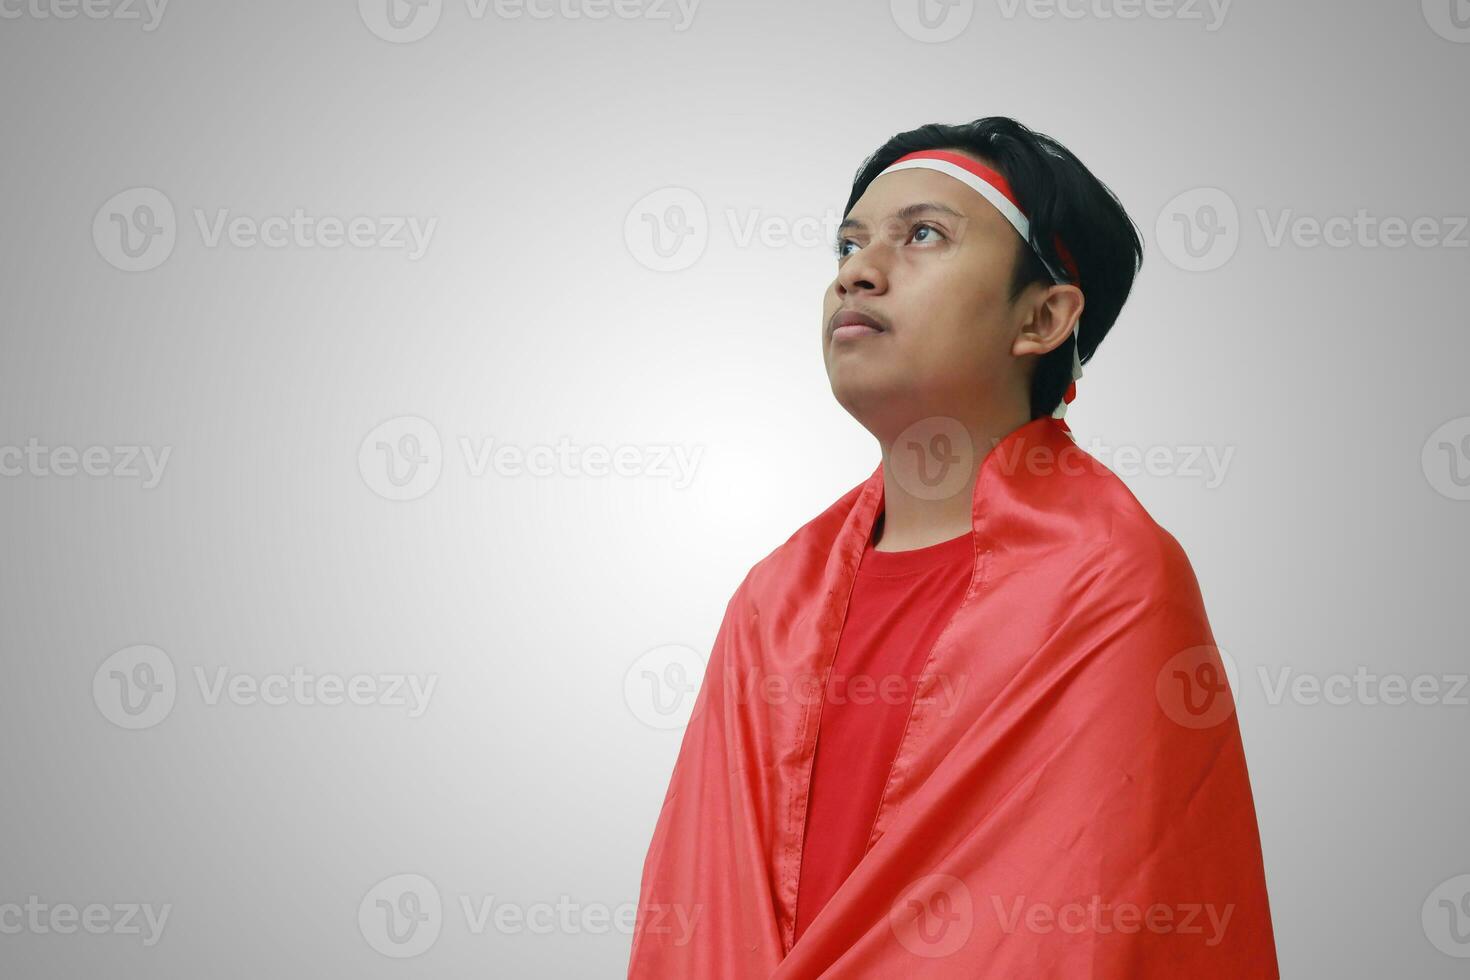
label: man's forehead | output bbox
[841,164,1004,234]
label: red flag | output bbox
[628,415,1278,978]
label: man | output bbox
[628,117,1278,978]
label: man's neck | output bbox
[871,411,1030,553]
[871,483,975,552]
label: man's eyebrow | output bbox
[836,201,966,235]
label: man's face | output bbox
[822,152,1030,434]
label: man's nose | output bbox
[835,244,890,298]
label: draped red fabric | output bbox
[793,528,976,944]
[627,415,1278,978]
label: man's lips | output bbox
[829,309,889,341]
[831,323,883,341]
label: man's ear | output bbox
[1011,283,1085,358]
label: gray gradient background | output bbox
[2,0,1467,976]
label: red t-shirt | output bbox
[792,522,975,944]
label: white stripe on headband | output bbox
[875,155,1071,285]
[879,157,1035,254]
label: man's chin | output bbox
[827,370,904,422]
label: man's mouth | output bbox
[831,323,884,341]
[829,309,889,341]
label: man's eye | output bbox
[834,222,945,259]
[910,223,944,244]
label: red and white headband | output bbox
[873,149,1084,424]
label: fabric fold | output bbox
[628,415,1278,978]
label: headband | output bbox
[872,149,1084,426]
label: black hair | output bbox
[841,117,1143,420]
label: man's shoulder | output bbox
[1019,439,1202,588]
[1075,464,1203,596]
